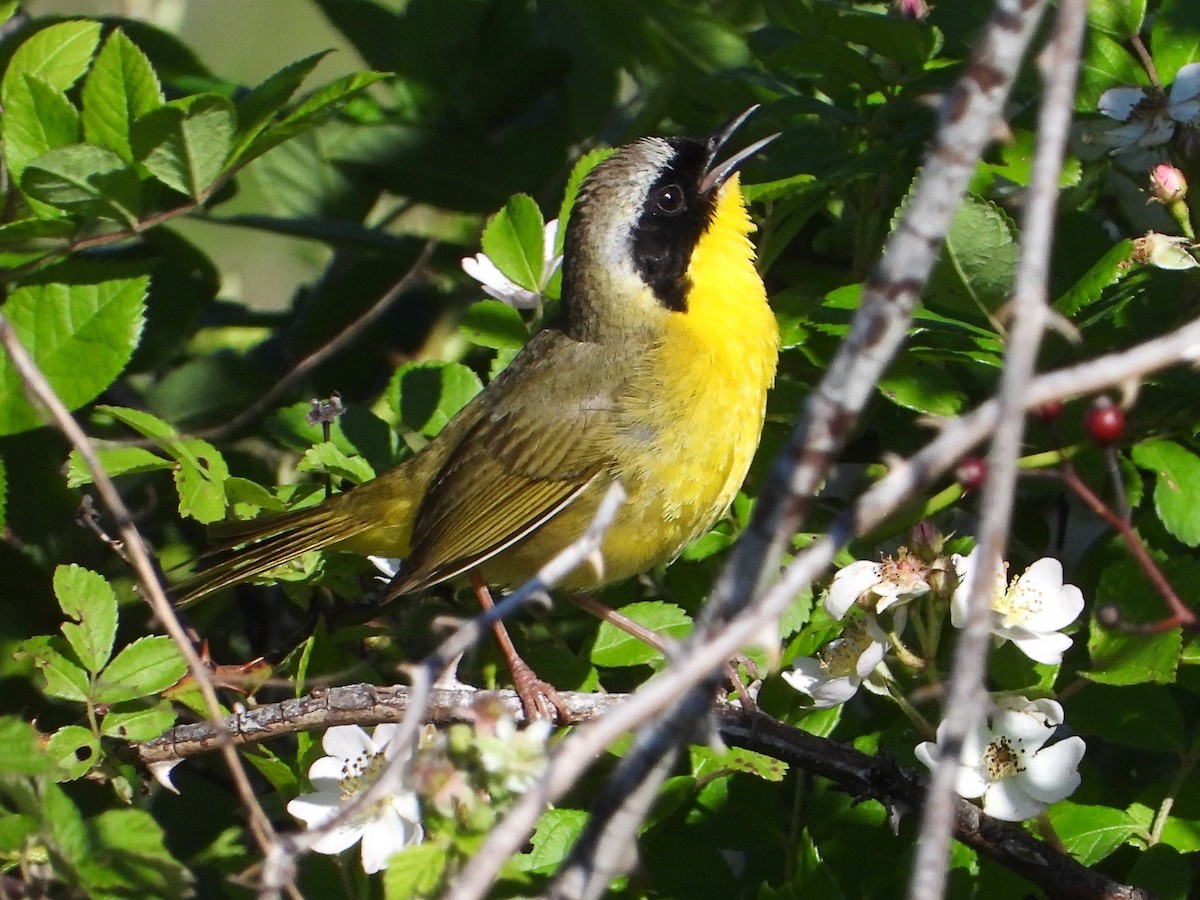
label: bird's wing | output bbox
[387,331,623,594]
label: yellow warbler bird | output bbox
[177,109,780,708]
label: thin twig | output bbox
[0,313,290,890]
[908,3,1086,896]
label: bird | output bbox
[175,108,780,715]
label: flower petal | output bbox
[825,561,883,619]
[1169,62,1200,108]
[287,791,344,828]
[782,660,859,708]
[1019,737,1085,803]
[982,778,1047,822]
[323,725,375,762]
[1006,628,1073,665]
[360,803,420,873]
[307,755,349,789]
[1098,86,1149,121]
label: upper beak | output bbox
[700,104,780,195]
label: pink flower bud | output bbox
[895,0,927,18]
[1151,164,1188,203]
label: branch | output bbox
[909,1,1087,896]
[0,314,288,883]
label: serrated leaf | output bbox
[878,357,966,415]
[297,441,375,485]
[591,602,692,667]
[21,143,142,225]
[382,843,448,899]
[53,564,118,674]
[238,70,390,165]
[229,50,331,162]
[480,194,544,292]
[95,635,187,703]
[1046,802,1138,865]
[18,636,91,702]
[1087,617,1181,686]
[96,404,179,443]
[132,94,234,198]
[555,148,615,254]
[388,360,483,437]
[1130,439,1200,546]
[242,745,297,795]
[517,808,589,874]
[0,717,54,774]
[86,808,192,896]
[45,725,100,781]
[924,195,1018,321]
[173,439,230,524]
[66,445,173,488]
[1054,239,1134,316]
[1,74,81,186]
[0,266,148,436]
[81,29,163,161]
[99,701,176,741]
[723,746,789,781]
[1079,33,1144,109]
[0,20,101,106]
[459,299,529,350]
[42,782,90,869]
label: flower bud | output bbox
[1151,164,1188,203]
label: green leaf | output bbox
[21,143,142,225]
[1131,439,1200,546]
[518,808,588,874]
[1053,240,1134,316]
[0,217,77,267]
[297,441,376,485]
[95,635,187,703]
[173,439,230,524]
[242,745,297,795]
[0,20,101,106]
[53,564,118,674]
[1087,561,1182,685]
[81,29,163,161]
[1128,844,1193,900]
[555,148,614,255]
[0,265,148,436]
[459,299,529,350]
[877,357,966,415]
[388,360,483,438]
[65,445,173,488]
[17,635,91,702]
[1078,33,1144,109]
[1151,0,1200,84]
[1065,683,1184,751]
[99,701,176,741]
[721,746,789,782]
[84,808,192,897]
[0,716,54,774]
[0,455,5,529]
[238,70,390,165]
[132,94,235,199]
[96,404,179,444]
[1089,0,1147,36]
[1046,802,1137,865]
[480,194,545,292]
[924,195,1018,321]
[0,74,81,187]
[45,725,100,781]
[229,50,331,162]
[42,782,90,870]
[591,602,692,667]
[382,843,448,899]
[0,814,37,854]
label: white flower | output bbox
[1097,62,1200,151]
[950,551,1084,665]
[915,695,1085,822]
[475,716,553,794]
[1133,232,1199,270]
[287,724,423,874]
[783,614,892,708]
[825,553,932,619]
[461,219,562,309]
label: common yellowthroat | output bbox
[177,110,780,635]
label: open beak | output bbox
[700,104,780,195]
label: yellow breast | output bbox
[599,176,779,579]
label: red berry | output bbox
[1035,399,1064,422]
[956,457,988,492]
[1085,400,1125,446]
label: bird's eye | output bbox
[654,184,685,214]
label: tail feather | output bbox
[173,503,370,607]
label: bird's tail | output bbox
[172,495,372,607]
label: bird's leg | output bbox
[471,573,568,723]
[569,592,758,713]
